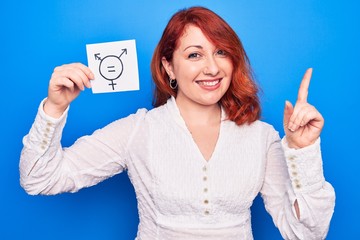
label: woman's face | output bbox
[162,25,233,107]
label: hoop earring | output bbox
[169,77,178,90]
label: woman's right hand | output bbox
[44,63,94,118]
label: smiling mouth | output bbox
[196,79,221,86]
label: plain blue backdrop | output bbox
[1,0,359,239]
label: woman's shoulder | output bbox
[251,120,281,141]
[117,103,168,126]
[229,119,277,132]
[227,119,280,141]
[250,120,276,131]
[141,101,172,120]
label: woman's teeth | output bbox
[197,80,220,86]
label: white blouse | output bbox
[20,97,335,240]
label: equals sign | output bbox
[107,66,116,72]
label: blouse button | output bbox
[204,210,210,215]
[204,199,209,204]
[203,188,208,193]
[203,176,207,181]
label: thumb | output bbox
[283,100,294,129]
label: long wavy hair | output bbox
[151,6,260,125]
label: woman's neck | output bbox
[175,98,221,127]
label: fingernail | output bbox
[288,123,295,132]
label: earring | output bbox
[169,77,177,89]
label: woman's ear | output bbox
[161,57,175,79]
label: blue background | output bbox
[1,0,359,239]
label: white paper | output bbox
[86,40,139,94]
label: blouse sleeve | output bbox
[19,99,146,195]
[260,128,335,240]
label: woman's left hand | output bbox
[283,68,324,149]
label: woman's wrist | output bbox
[43,99,68,119]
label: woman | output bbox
[20,6,335,240]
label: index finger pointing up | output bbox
[297,68,313,103]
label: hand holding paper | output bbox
[44,63,94,118]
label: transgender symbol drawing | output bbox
[94,48,127,90]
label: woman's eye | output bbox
[216,49,227,56]
[188,53,200,59]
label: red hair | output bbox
[151,6,260,125]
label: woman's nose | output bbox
[203,56,220,76]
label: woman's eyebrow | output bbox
[183,45,203,51]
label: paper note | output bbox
[86,40,139,94]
